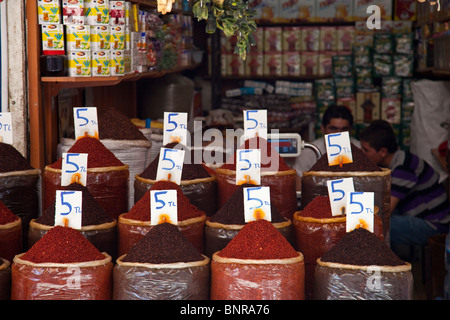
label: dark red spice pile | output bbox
[35,183,114,226]
[97,107,148,141]
[218,219,298,260]
[50,137,124,169]
[122,222,204,264]
[321,228,406,266]
[209,184,287,225]
[140,143,211,180]
[21,225,105,263]
[298,195,338,219]
[309,143,382,172]
[122,180,206,221]
[0,143,33,173]
[0,200,19,225]
[220,137,291,171]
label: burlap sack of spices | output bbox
[0,218,22,263]
[0,258,11,300]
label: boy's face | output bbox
[360,140,384,165]
[322,118,351,134]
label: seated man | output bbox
[359,120,450,249]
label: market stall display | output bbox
[205,183,294,257]
[301,143,391,243]
[28,183,117,259]
[0,200,22,263]
[211,219,305,300]
[134,142,217,217]
[114,222,210,300]
[293,195,384,299]
[44,137,129,220]
[215,137,297,220]
[314,228,413,300]
[118,180,206,256]
[11,226,113,300]
[0,258,10,300]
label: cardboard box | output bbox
[248,0,279,22]
[41,24,65,55]
[263,53,282,76]
[282,52,301,76]
[38,0,61,24]
[318,52,333,76]
[381,98,401,124]
[110,25,125,50]
[85,0,110,25]
[337,26,355,51]
[66,25,90,52]
[264,27,283,52]
[91,50,111,76]
[394,0,416,20]
[300,52,318,76]
[319,26,337,51]
[297,0,317,21]
[227,54,245,76]
[282,27,302,52]
[354,0,392,21]
[278,0,301,23]
[245,53,264,77]
[67,51,91,77]
[63,0,85,25]
[317,0,353,22]
[110,0,125,25]
[90,25,111,50]
[356,90,381,123]
[301,27,320,51]
[110,50,125,75]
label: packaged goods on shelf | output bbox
[66,24,90,51]
[85,0,110,25]
[41,24,65,55]
[62,0,85,25]
[38,0,61,25]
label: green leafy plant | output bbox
[192,0,257,60]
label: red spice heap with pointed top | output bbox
[0,200,19,225]
[298,195,338,219]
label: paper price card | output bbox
[150,189,178,225]
[0,113,13,144]
[243,186,271,222]
[74,107,99,140]
[243,110,267,141]
[327,177,355,216]
[346,192,374,233]
[156,147,185,184]
[236,149,261,186]
[61,153,88,187]
[324,131,353,167]
[163,112,188,145]
[55,190,82,230]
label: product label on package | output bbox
[68,51,91,76]
[110,26,125,50]
[63,0,85,25]
[92,50,111,76]
[42,24,65,54]
[85,0,110,25]
[38,0,61,24]
[110,50,124,75]
[66,25,90,51]
[90,25,111,50]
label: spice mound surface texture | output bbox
[218,219,298,260]
[123,180,206,221]
[209,183,287,224]
[97,107,148,141]
[35,183,114,226]
[321,228,405,266]
[310,143,382,172]
[140,142,211,180]
[0,142,34,173]
[50,137,124,169]
[122,222,204,264]
[21,226,105,263]
[298,195,338,219]
[0,200,19,225]
[220,137,291,171]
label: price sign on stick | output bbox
[243,110,267,141]
[0,113,13,144]
[55,190,82,230]
[150,189,178,225]
[156,147,185,184]
[325,131,353,167]
[346,192,374,233]
[236,149,261,185]
[74,107,99,140]
[243,186,272,222]
[327,177,355,216]
[61,153,88,186]
[163,112,188,145]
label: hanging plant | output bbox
[192,0,257,61]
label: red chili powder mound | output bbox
[50,137,124,169]
[218,219,298,260]
[309,143,382,172]
[122,180,206,221]
[21,226,105,263]
[220,137,291,171]
[0,200,19,225]
[298,195,340,219]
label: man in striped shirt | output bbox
[360,120,450,248]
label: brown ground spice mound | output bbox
[97,107,148,141]
[309,143,382,172]
[140,143,211,180]
[35,183,114,226]
[0,200,19,225]
[209,184,287,224]
[321,228,406,266]
[122,222,204,264]
[0,143,33,173]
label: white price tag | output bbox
[163,112,188,145]
[324,131,353,167]
[236,149,261,185]
[156,147,185,184]
[243,110,267,140]
[0,113,13,144]
[243,186,272,222]
[74,107,99,140]
[55,190,82,230]
[327,177,355,216]
[61,153,88,186]
[346,192,374,233]
[150,189,178,225]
